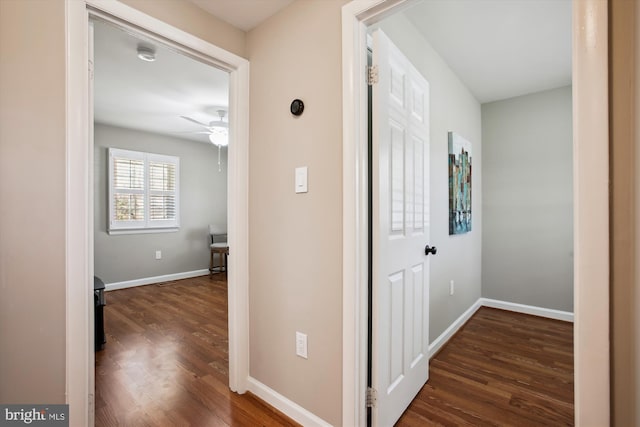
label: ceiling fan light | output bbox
[210,126,228,135]
[209,133,229,147]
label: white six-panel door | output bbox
[371,29,431,427]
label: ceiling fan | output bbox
[180,109,228,171]
[179,109,229,147]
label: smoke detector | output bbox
[136,44,156,62]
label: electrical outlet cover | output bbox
[296,331,308,359]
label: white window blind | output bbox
[108,148,180,233]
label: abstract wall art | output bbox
[448,132,472,235]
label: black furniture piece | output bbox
[94,276,106,351]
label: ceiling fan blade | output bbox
[179,115,211,128]
[171,131,211,135]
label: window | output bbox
[109,148,179,233]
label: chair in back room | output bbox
[208,224,229,277]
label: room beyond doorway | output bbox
[92,18,230,288]
[91,15,233,422]
[341,0,609,424]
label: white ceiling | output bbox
[188,0,294,31]
[93,1,572,142]
[402,0,572,103]
[93,19,229,144]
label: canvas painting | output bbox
[448,132,472,235]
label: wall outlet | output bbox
[296,331,308,359]
[449,280,455,296]
[155,250,162,260]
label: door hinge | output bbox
[366,387,377,408]
[367,65,379,85]
[89,60,94,81]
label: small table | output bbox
[209,245,229,276]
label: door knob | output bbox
[425,245,437,256]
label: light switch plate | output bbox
[295,167,308,193]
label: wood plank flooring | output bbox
[97,279,573,426]
[397,307,574,426]
[95,276,299,427]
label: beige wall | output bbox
[246,1,348,424]
[0,0,67,403]
[636,3,640,422]
[611,0,640,425]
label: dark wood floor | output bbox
[97,279,573,426]
[397,307,574,426]
[95,275,299,427]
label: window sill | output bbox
[108,227,179,236]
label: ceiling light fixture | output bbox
[207,110,229,147]
[178,109,229,172]
[208,132,228,146]
[208,110,228,172]
[136,44,156,62]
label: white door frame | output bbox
[65,1,250,425]
[341,0,610,426]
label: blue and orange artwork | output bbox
[448,132,472,235]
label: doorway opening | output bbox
[65,2,250,424]
[366,2,573,424]
[91,16,232,424]
[341,0,609,425]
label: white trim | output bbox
[65,2,92,426]
[66,1,251,425]
[226,56,251,395]
[340,2,440,426]
[572,1,610,423]
[428,299,482,358]
[342,0,610,425]
[247,377,332,427]
[104,269,210,291]
[86,0,240,71]
[480,298,574,323]
[341,4,369,427]
[107,227,178,235]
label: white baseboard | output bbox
[428,299,482,358]
[104,269,210,291]
[247,376,332,427]
[480,298,574,322]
